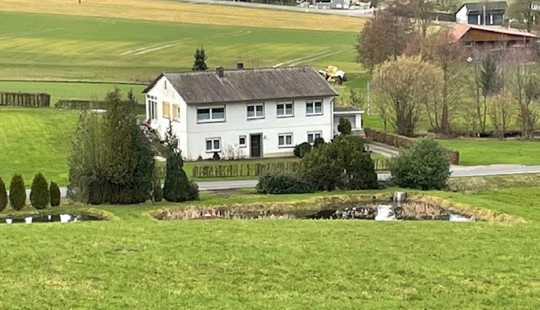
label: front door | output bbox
[250,134,262,158]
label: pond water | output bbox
[2,214,102,225]
[154,202,475,222]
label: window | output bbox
[147,95,158,120]
[197,106,225,123]
[172,105,181,121]
[162,102,171,119]
[205,138,221,152]
[306,101,323,116]
[278,133,293,148]
[276,102,294,117]
[247,103,264,119]
[239,135,247,147]
[307,131,322,144]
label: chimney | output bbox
[236,62,244,70]
[216,66,224,78]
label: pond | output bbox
[2,214,103,225]
[153,193,476,222]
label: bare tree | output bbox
[489,92,514,139]
[373,55,442,136]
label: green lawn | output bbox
[0,81,145,103]
[438,138,540,166]
[0,11,360,83]
[0,186,539,308]
[0,108,78,185]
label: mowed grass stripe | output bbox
[0,0,366,32]
[0,11,358,82]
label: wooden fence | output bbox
[0,92,51,108]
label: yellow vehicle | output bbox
[318,65,347,84]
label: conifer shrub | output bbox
[0,177,7,212]
[313,137,325,148]
[9,175,26,211]
[30,173,50,209]
[163,130,199,202]
[338,117,352,135]
[293,142,312,158]
[50,181,61,207]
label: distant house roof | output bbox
[334,106,364,114]
[456,1,507,14]
[144,67,338,105]
[450,24,538,43]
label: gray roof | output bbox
[144,67,338,105]
[334,106,363,113]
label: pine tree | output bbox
[192,48,208,71]
[50,182,61,207]
[0,177,7,212]
[338,117,352,135]
[30,173,49,209]
[9,175,26,211]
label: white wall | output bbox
[145,76,188,153]
[184,97,335,160]
[456,6,468,24]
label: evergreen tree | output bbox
[338,117,352,135]
[192,48,208,71]
[0,177,7,212]
[9,175,26,211]
[50,182,61,207]
[163,125,198,202]
[30,173,49,209]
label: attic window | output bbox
[164,80,167,90]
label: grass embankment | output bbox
[438,138,540,166]
[0,186,539,308]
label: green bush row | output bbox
[192,161,302,178]
[0,174,61,212]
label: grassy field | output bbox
[0,108,78,186]
[0,81,145,103]
[0,0,365,32]
[438,138,540,166]
[0,186,539,308]
[0,11,361,83]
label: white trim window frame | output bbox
[247,103,265,120]
[306,100,323,116]
[307,131,322,144]
[197,106,225,123]
[278,132,294,148]
[205,137,221,153]
[147,95,158,120]
[276,101,294,118]
[239,135,247,148]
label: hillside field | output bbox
[0,186,539,308]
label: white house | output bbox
[144,66,364,160]
[455,1,507,26]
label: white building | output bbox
[144,66,363,160]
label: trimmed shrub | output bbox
[338,117,352,135]
[212,152,221,160]
[30,173,50,209]
[302,135,378,191]
[163,129,199,202]
[313,137,325,148]
[256,173,315,194]
[391,139,450,190]
[50,182,61,207]
[9,175,26,211]
[293,142,312,158]
[153,179,163,202]
[0,178,7,212]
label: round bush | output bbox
[9,175,26,211]
[30,173,50,209]
[50,181,61,207]
[0,177,7,212]
[293,142,312,158]
[256,173,315,194]
[391,139,450,190]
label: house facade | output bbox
[455,1,507,26]
[450,24,538,49]
[144,66,364,160]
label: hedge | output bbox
[0,92,50,108]
[192,161,302,178]
[364,128,460,165]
